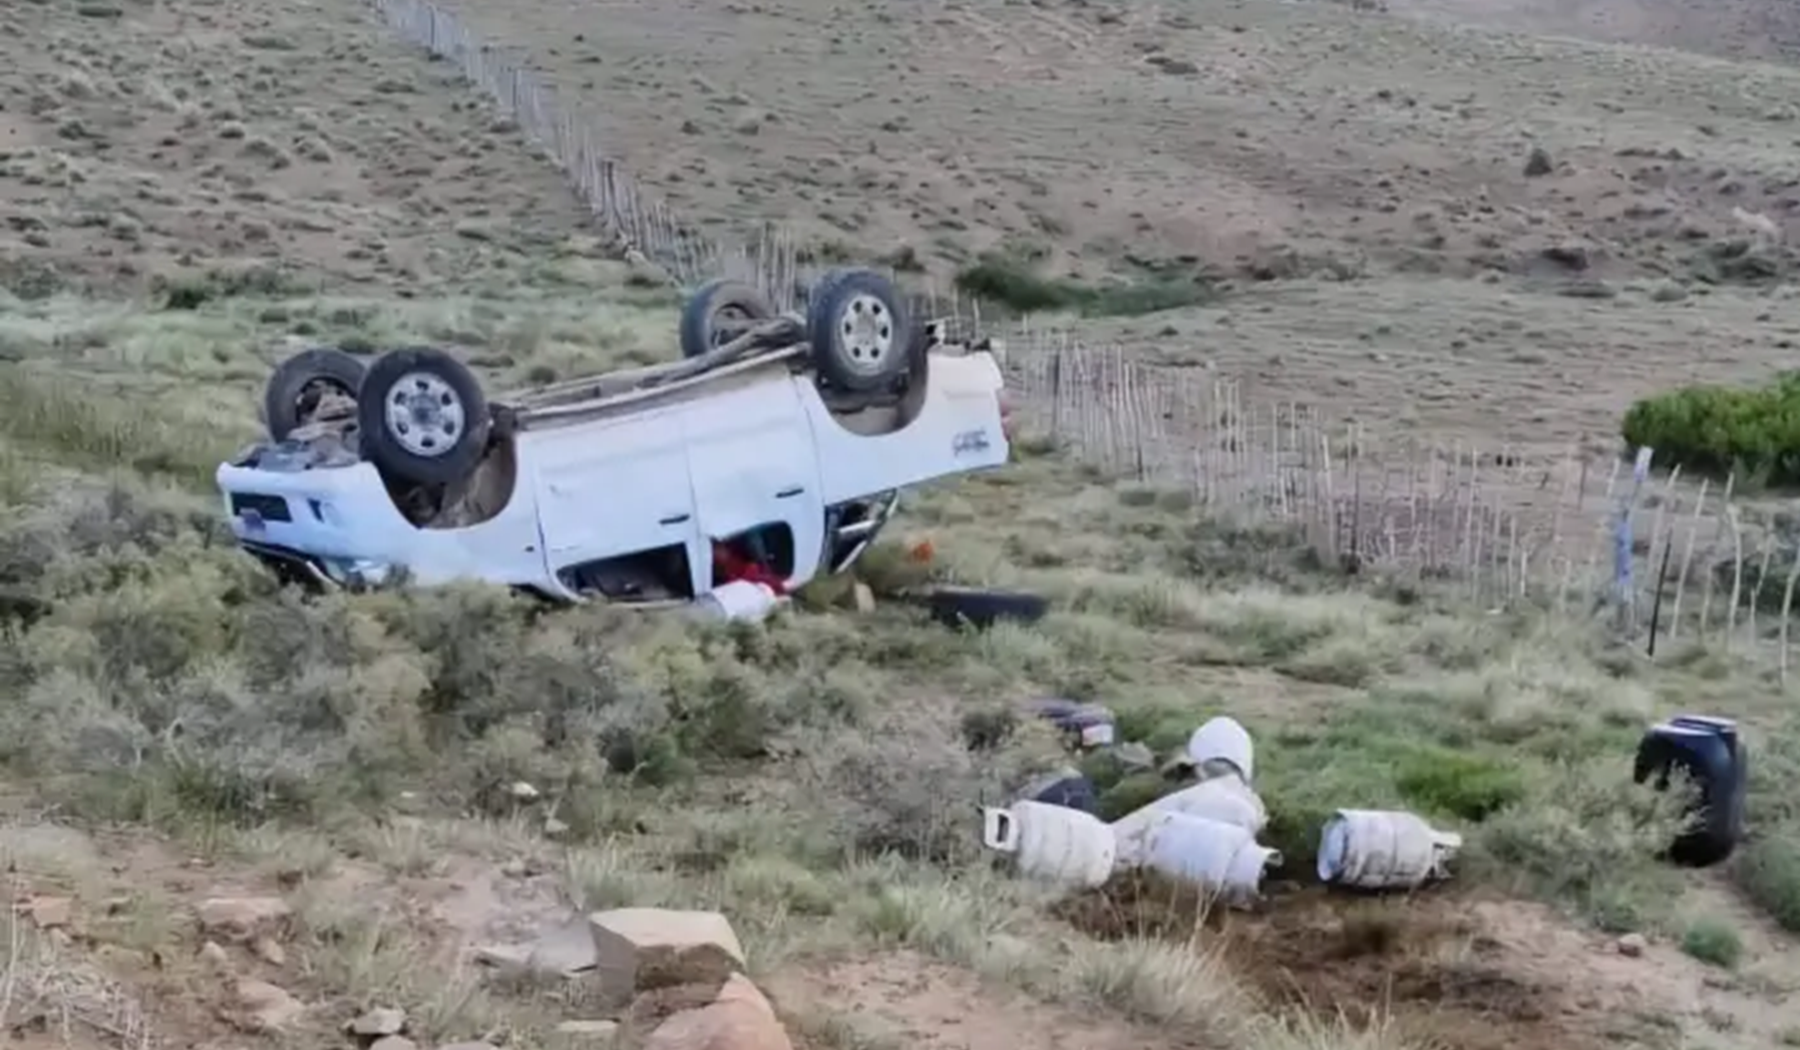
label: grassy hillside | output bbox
[2,0,1800,1047]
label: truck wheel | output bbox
[806,268,914,395]
[357,346,491,487]
[680,278,777,359]
[264,347,367,442]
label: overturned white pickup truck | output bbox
[215,268,1013,605]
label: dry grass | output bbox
[0,284,1792,1045]
[0,885,155,1050]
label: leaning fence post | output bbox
[1668,478,1709,644]
[1782,552,1800,685]
[1611,448,1654,634]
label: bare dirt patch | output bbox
[1055,870,1800,1050]
[1219,893,1618,1050]
[769,950,1207,1050]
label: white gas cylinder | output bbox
[1316,809,1464,890]
[982,800,1116,889]
[692,580,781,622]
[1135,811,1280,905]
[1187,716,1255,783]
[1109,777,1270,866]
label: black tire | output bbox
[922,586,1049,630]
[263,347,367,442]
[806,268,914,395]
[679,278,777,359]
[356,346,491,488]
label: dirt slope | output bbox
[0,0,589,295]
[437,0,1800,285]
[1388,0,1800,63]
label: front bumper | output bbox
[239,540,338,591]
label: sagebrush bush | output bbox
[953,253,1214,318]
[1619,371,1800,485]
[0,480,922,828]
[1467,757,1689,932]
[1735,834,1800,932]
[1680,917,1743,968]
[801,708,1064,865]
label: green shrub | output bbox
[1619,372,1800,485]
[1680,917,1743,968]
[1735,834,1800,932]
[1096,771,1176,822]
[953,254,1213,318]
[1393,746,1528,821]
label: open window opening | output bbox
[558,542,696,603]
[709,522,796,592]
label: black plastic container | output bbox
[1019,769,1100,816]
[1024,698,1117,749]
[1633,715,1748,867]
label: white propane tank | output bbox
[692,580,781,623]
[1136,812,1280,905]
[1109,777,1270,866]
[1316,809,1464,890]
[982,801,1116,889]
[1187,716,1255,783]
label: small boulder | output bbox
[349,1006,407,1036]
[252,935,287,966]
[232,979,304,1031]
[588,908,745,1002]
[643,974,793,1050]
[1114,741,1156,772]
[529,915,601,976]
[1523,145,1554,177]
[473,943,533,973]
[199,897,291,942]
[1616,933,1647,957]
[25,896,73,929]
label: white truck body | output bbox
[216,348,1010,602]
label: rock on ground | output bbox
[588,908,746,1003]
[643,974,793,1050]
[198,897,292,942]
[232,979,304,1032]
[349,1006,407,1036]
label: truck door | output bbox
[531,405,704,599]
[685,376,825,590]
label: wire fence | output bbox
[368,0,806,307]
[979,322,1800,675]
[365,0,1800,672]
